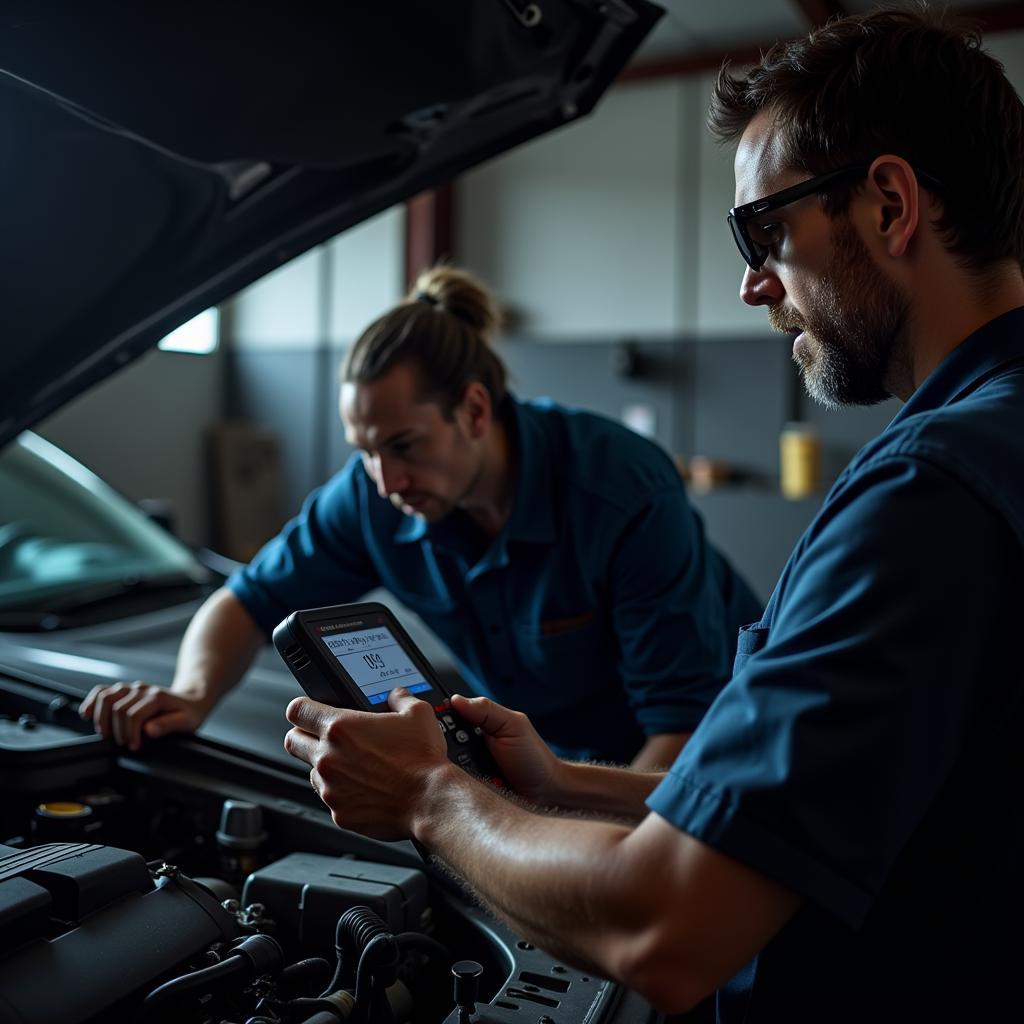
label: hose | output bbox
[320,906,393,998]
[280,957,332,996]
[351,933,399,1022]
[395,932,450,964]
[135,934,284,1022]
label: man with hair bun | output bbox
[82,263,760,767]
[282,9,1024,1021]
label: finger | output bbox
[451,693,517,735]
[145,709,193,739]
[123,692,165,750]
[79,685,107,719]
[284,726,319,766]
[285,696,338,735]
[91,685,129,739]
[111,692,143,747]
[387,687,421,714]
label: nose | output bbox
[371,453,409,500]
[740,263,785,307]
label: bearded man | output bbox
[283,10,1024,1021]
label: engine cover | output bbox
[0,843,238,1024]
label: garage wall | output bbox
[38,346,225,547]
[48,27,1019,590]
[220,71,906,599]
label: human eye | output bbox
[748,220,784,247]
[390,438,418,458]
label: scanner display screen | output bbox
[321,625,431,705]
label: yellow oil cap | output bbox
[36,802,90,818]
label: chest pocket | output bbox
[511,613,608,711]
[732,622,770,677]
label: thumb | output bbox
[387,686,421,714]
[451,694,516,737]
[145,711,193,738]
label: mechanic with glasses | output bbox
[82,264,760,768]
[284,10,1024,1021]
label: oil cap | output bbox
[215,800,267,850]
[33,801,94,843]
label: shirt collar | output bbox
[393,513,428,544]
[889,306,1024,429]
[390,395,557,547]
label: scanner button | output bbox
[455,729,470,744]
[442,715,456,729]
[456,752,472,765]
[438,720,448,733]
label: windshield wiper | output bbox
[0,571,210,628]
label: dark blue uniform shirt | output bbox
[648,308,1024,1021]
[229,397,760,761]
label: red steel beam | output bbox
[404,183,454,288]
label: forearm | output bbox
[631,732,690,772]
[414,765,644,973]
[171,588,265,711]
[547,759,663,821]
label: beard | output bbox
[769,216,910,409]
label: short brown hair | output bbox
[709,8,1024,271]
[341,265,507,417]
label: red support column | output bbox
[404,183,455,288]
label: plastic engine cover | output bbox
[242,852,429,949]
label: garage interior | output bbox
[38,0,1024,603]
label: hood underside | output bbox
[0,0,661,445]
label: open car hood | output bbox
[0,1,661,446]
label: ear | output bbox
[865,156,920,259]
[456,381,492,439]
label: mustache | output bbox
[767,304,806,334]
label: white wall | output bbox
[457,80,688,338]
[39,347,224,546]
[223,206,406,351]
[457,75,768,339]
[457,32,1024,340]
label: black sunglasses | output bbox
[727,163,945,271]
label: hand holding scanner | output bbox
[273,602,505,787]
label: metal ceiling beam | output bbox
[619,2,1024,85]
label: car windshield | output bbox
[0,432,205,613]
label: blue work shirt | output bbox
[648,308,1024,1021]
[229,397,760,761]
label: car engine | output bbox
[0,669,656,1024]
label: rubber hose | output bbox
[136,934,284,1021]
[281,956,332,995]
[395,932,451,964]
[322,906,392,998]
[352,933,400,1023]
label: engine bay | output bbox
[0,670,655,1024]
